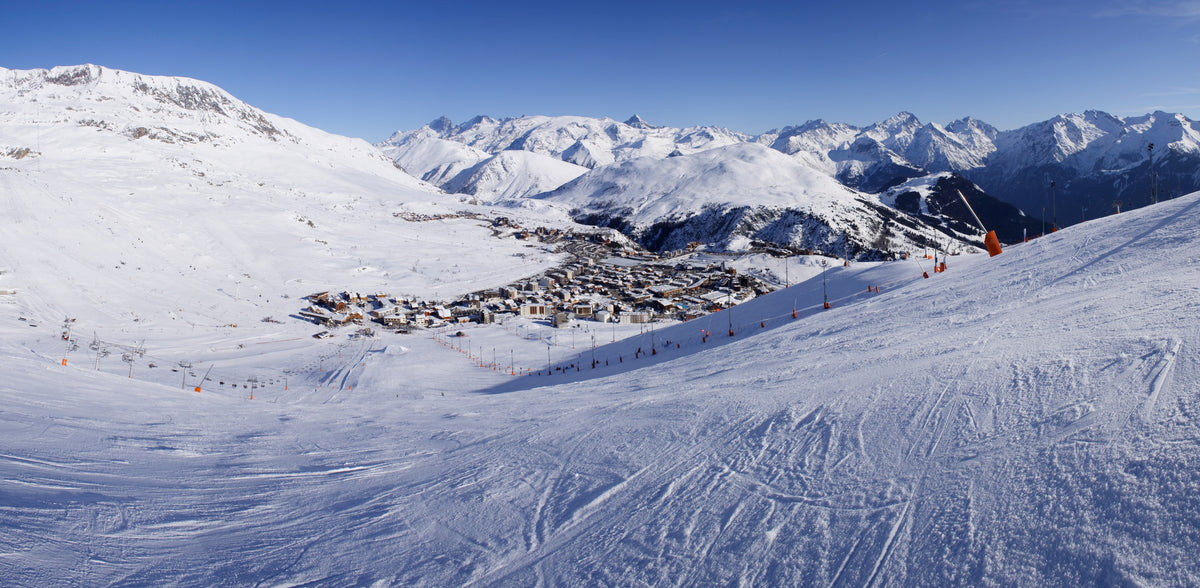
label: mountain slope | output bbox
[539,143,981,256]
[442,150,588,201]
[381,110,1200,227]
[3,180,1198,584]
[377,133,490,187]
[0,65,566,342]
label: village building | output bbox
[571,302,594,318]
[382,314,408,327]
[620,312,651,325]
[520,303,549,319]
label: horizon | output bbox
[4,1,1200,141]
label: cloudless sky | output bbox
[3,0,1199,140]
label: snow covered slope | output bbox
[539,143,980,256]
[3,180,1199,584]
[0,65,567,345]
[378,133,490,187]
[440,150,588,202]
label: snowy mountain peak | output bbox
[427,115,454,133]
[872,111,922,134]
[945,116,998,139]
[624,114,657,129]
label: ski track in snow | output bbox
[1143,339,1182,423]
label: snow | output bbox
[441,150,588,201]
[6,181,1200,583]
[538,143,980,255]
[0,64,570,351]
[377,135,490,187]
[4,65,1200,585]
[379,114,751,198]
[542,143,861,222]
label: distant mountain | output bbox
[441,150,588,203]
[379,113,1053,256]
[382,109,1200,239]
[538,143,983,258]
[379,134,490,187]
[379,114,748,199]
[760,110,1200,223]
[968,111,1200,223]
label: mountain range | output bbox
[384,109,1200,241]
[6,63,1196,266]
[381,115,1024,257]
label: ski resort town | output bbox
[296,216,779,337]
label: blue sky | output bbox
[4,0,1199,140]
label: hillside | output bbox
[0,65,573,350]
[539,143,982,256]
[2,155,1198,586]
[441,150,588,202]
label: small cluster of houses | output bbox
[300,291,450,335]
[392,211,479,222]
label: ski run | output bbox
[1,192,1198,584]
[2,65,1200,585]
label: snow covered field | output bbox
[4,65,1200,586]
[3,189,1199,584]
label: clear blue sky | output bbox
[4,0,1199,140]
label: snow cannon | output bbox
[957,189,1003,257]
[983,230,1003,257]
